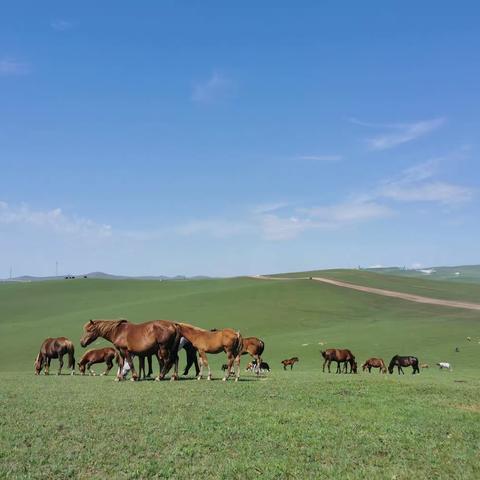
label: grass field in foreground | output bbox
[1,272,479,478]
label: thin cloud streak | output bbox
[352,117,446,150]
[0,58,30,76]
[296,154,342,162]
[192,71,234,104]
[51,19,73,31]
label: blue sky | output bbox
[1,1,479,277]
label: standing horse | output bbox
[78,347,121,376]
[281,357,299,370]
[362,357,387,373]
[388,355,420,375]
[34,337,75,375]
[80,319,181,381]
[241,337,265,374]
[321,349,357,373]
[176,323,243,381]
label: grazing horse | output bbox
[176,323,243,381]
[34,337,75,375]
[362,357,387,374]
[78,347,120,376]
[388,355,420,375]
[281,357,299,370]
[80,319,181,381]
[321,349,356,373]
[241,337,265,374]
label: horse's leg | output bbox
[322,358,327,373]
[87,361,95,376]
[124,351,138,381]
[45,357,51,375]
[234,354,241,382]
[103,359,113,376]
[146,355,153,378]
[223,352,235,382]
[197,353,204,380]
[328,360,332,373]
[115,351,126,381]
[139,356,145,379]
[155,351,165,381]
[58,354,64,375]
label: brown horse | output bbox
[78,347,121,376]
[362,357,387,373]
[281,357,299,370]
[80,319,181,381]
[34,337,75,375]
[321,349,357,373]
[177,323,243,381]
[241,337,265,374]
[388,355,420,375]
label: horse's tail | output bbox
[233,331,243,359]
[170,324,182,363]
[67,341,75,370]
[257,339,265,357]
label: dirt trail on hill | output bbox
[250,275,480,311]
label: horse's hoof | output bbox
[114,377,120,382]
[235,378,239,382]
[100,373,105,376]
[197,377,202,381]
[222,377,227,382]
[207,376,212,381]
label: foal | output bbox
[78,347,120,376]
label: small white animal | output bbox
[437,362,452,370]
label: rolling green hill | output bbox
[1,273,479,479]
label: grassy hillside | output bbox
[367,265,480,284]
[1,276,479,479]
[272,268,480,303]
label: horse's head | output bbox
[78,362,86,374]
[351,361,358,374]
[388,355,397,374]
[320,350,326,359]
[34,353,43,375]
[80,320,99,347]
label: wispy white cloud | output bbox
[192,71,234,104]
[378,161,474,205]
[0,58,30,76]
[296,154,342,162]
[51,19,73,31]
[352,117,446,150]
[0,202,111,238]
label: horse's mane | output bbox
[93,319,128,336]
[178,322,208,333]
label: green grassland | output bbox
[367,265,480,284]
[273,268,480,303]
[1,272,479,479]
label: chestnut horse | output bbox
[34,337,75,375]
[176,323,243,381]
[362,357,387,373]
[78,347,120,376]
[80,319,181,381]
[321,349,357,373]
[388,355,420,375]
[241,337,265,374]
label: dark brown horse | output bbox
[388,355,420,375]
[78,347,121,376]
[34,337,75,375]
[281,357,299,370]
[362,357,387,373]
[321,349,357,373]
[80,319,181,381]
[241,337,265,374]
[177,323,243,381]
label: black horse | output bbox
[388,355,420,375]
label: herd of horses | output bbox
[33,318,422,380]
